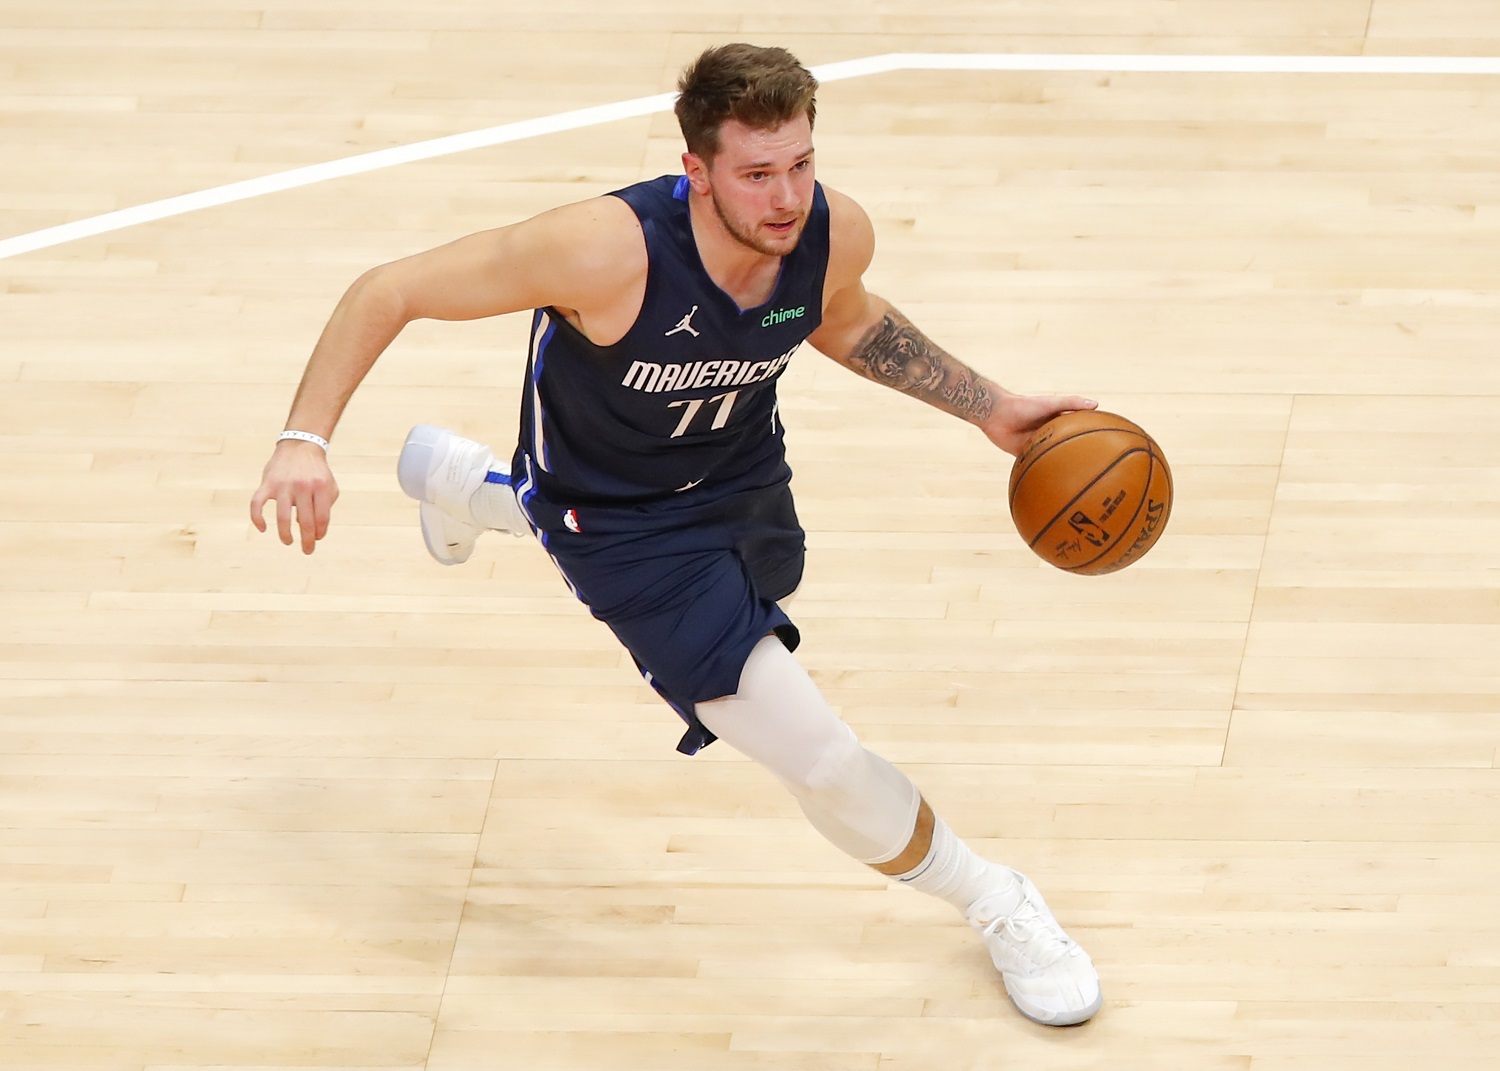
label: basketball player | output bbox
[251,44,1103,1026]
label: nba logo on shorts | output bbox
[563,509,582,533]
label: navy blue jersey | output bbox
[511,175,831,535]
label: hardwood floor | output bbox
[2,3,1498,1067]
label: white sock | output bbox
[894,816,1020,914]
[468,478,527,533]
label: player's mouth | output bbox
[766,218,799,234]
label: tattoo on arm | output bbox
[842,309,995,422]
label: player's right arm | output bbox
[250,197,645,553]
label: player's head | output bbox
[676,44,819,257]
[675,44,818,163]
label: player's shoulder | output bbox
[818,183,875,284]
[526,194,645,271]
[499,192,647,309]
[820,183,872,235]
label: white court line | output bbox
[4,51,1500,261]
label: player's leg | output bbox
[536,505,1099,1025]
[695,635,1103,1027]
[396,424,529,564]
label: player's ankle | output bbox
[469,478,527,534]
[893,816,1013,914]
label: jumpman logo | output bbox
[665,305,700,338]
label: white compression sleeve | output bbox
[695,635,921,865]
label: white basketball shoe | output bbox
[396,425,527,565]
[965,869,1103,1026]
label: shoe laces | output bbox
[976,890,1073,974]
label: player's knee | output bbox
[791,723,865,800]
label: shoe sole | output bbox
[1005,977,1103,1027]
[418,502,471,566]
[397,424,453,502]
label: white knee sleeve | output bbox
[796,732,923,866]
[695,636,920,865]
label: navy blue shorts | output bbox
[539,482,805,755]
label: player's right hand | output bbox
[250,440,340,554]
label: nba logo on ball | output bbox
[1008,410,1173,575]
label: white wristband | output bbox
[277,430,329,451]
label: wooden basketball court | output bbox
[3,3,1498,1068]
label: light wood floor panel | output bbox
[5,2,1500,1069]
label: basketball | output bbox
[1008,409,1173,575]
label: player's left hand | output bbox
[981,391,1097,457]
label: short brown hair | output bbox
[674,44,818,162]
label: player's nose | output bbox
[768,174,797,211]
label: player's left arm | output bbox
[807,187,1095,456]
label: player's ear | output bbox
[682,151,711,194]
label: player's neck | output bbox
[687,195,783,311]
